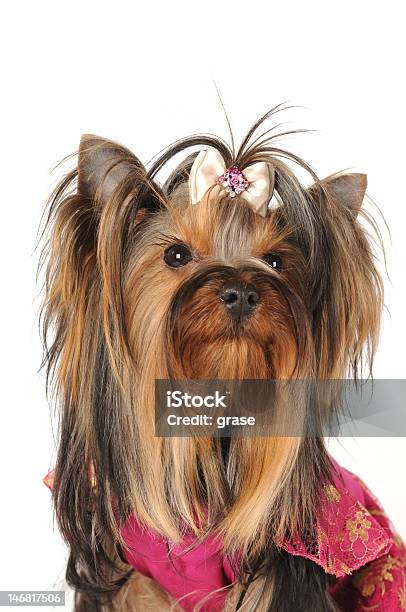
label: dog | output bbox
[41,107,405,610]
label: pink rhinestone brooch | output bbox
[218,165,249,198]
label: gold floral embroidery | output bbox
[353,555,402,598]
[346,510,372,543]
[324,484,341,503]
[282,476,394,582]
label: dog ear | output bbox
[309,173,367,216]
[76,135,164,376]
[78,134,161,211]
[42,135,163,398]
[306,171,382,378]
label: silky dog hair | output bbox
[40,107,383,610]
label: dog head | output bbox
[52,122,381,388]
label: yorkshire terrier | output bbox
[41,107,405,611]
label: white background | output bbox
[0,1,405,609]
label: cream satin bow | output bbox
[189,148,275,217]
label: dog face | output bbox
[125,193,306,380]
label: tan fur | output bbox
[110,572,182,611]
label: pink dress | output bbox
[44,460,406,611]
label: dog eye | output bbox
[263,252,282,270]
[164,243,193,268]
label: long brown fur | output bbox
[40,106,383,610]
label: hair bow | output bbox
[189,148,275,217]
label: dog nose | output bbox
[220,282,260,319]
